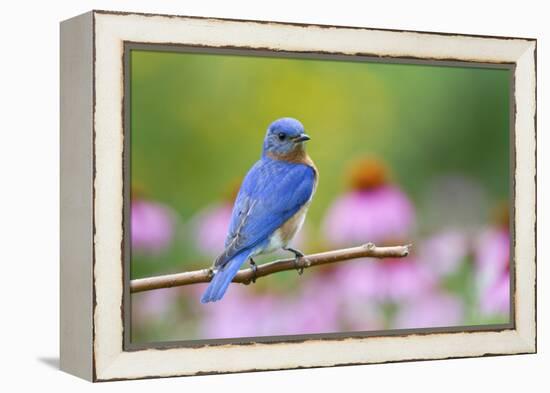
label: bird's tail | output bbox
[200,252,250,303]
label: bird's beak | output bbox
[294,133,311,143]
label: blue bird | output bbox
[201,117,318,303]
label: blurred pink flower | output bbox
[132,288,178,324]
[339,299,384,331]
[394,292,464,329]
[131,199,176,255]
[200,286,283,339]
[334,257,436,304]
[323,157,414,247]
[192,203,233,257]
[475,227,510,316]
[323,186,415,246]
[475,228,509,287]
[331,267,384,331]
[200,276,342,339]
[479,272,510,316]
[332,260,382,300]
[329,255,437,332]
[418,229,469,276]
[282,276,341,334]
[378,259,437,302]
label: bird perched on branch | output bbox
[201,118,318,303]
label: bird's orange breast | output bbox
[278,202,310,245]
[266,146,318,248]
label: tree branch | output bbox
[130,243,411,293]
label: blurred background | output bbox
[129,49,511,344]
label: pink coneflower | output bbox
[475,227,509,290]
[394,292,464,329]
[330,264,384,330]
[418,229,469,277]
[282,275,341,334]
[377,258,438,302]
[320,157,437,330]
[329,256,440,330]
[322,157,415,246]
[475,226,510,317]
[480,272,510,316]
[322,158,427,301]
[200,275,342,338]
[334,257,436,303]
[472,202,511,317]
[200,286,282,339]
[132,288,178,325]
[190,180,241,258]
[192,203,233,258]
[131,199,176,255]
[198,273,342,339]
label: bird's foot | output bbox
[285,247,305,276]
[249,258,258,283]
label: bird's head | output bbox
[262,117,310,158]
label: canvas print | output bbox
[128,48,511,344]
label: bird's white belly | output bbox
[264,231,286,254]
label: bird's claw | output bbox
[285,247,305,276]
[294,258,304,275]
[249,258,258,284]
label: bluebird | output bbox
[201,118,318,303]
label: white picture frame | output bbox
[60,10,536,381]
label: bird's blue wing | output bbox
[214,159,315,268]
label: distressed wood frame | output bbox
[60,10,537,382]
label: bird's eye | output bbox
[278,133,286,141]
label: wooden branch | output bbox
[130,243,411,293]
